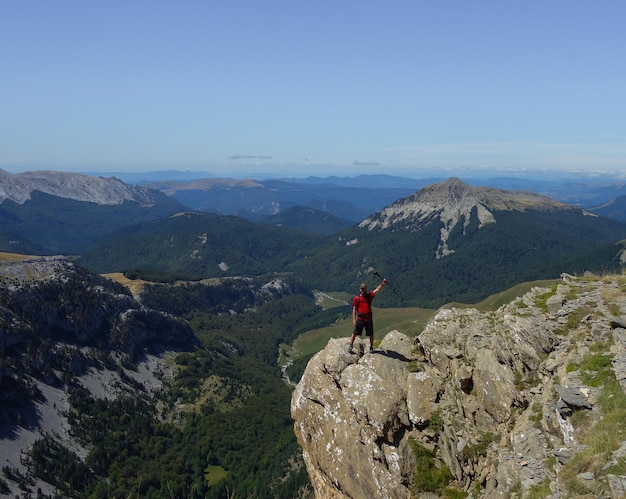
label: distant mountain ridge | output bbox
[361,178,573,258]
[143,173,626,223]
[0,170,187,254]
[143,175,426,222]
[0,169,164,205]
[78,178,626,308]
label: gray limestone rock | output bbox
[291,276,626,498]
[554,384,592,410]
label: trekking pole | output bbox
[373,271,407,305]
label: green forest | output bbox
[11,278,320,498]
[76,207,626,309]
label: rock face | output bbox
[291,275,626,498]
[0,256,198,497]
[0,256,195,355]
[0,256,196,413]
[0,168,164,205]
[292,332,417,498]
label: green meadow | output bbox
[281,306,435,368]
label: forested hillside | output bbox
[293,207,626,307]
[79,212,318,276]
[78,202,626,309]
[0,257,317,498]
[0,190,186,254]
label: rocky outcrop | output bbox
[292,332,417,498]
[291,275,626,498]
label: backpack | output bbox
[354,293,372,320]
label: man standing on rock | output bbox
[348,278,387,354]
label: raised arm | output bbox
[371,278,387,296]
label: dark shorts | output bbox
[353,319,374,337]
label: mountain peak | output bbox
[429,176,471,198]
[360,177,570,258]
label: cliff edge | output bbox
[291,274,626,498]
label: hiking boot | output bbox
[348,345,354,354]
[369,345,374,353]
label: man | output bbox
[348,278,387,354]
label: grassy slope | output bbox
[0,252,37,261]
[444,278,561,312]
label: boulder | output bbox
[407,366,443,425]
[473,349,519,423]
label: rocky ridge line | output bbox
[0,168,161,205]
[291,274,626,498]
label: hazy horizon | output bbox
[4,164,625,185]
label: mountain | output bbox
[290,178,626,306]
[77,178,626,308]
[0,255,313,497]
[144,176,425,222]
[590,195,626,222]
[0,169,164,205]
[0,170,187,254]
[292,273,626,497]
[360,177,569,258]
[260,205,353,235]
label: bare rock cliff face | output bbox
[0,168,162,205]
[292,331,417,498]
[291,275,626,498]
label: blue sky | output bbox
[2,1,625,178]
